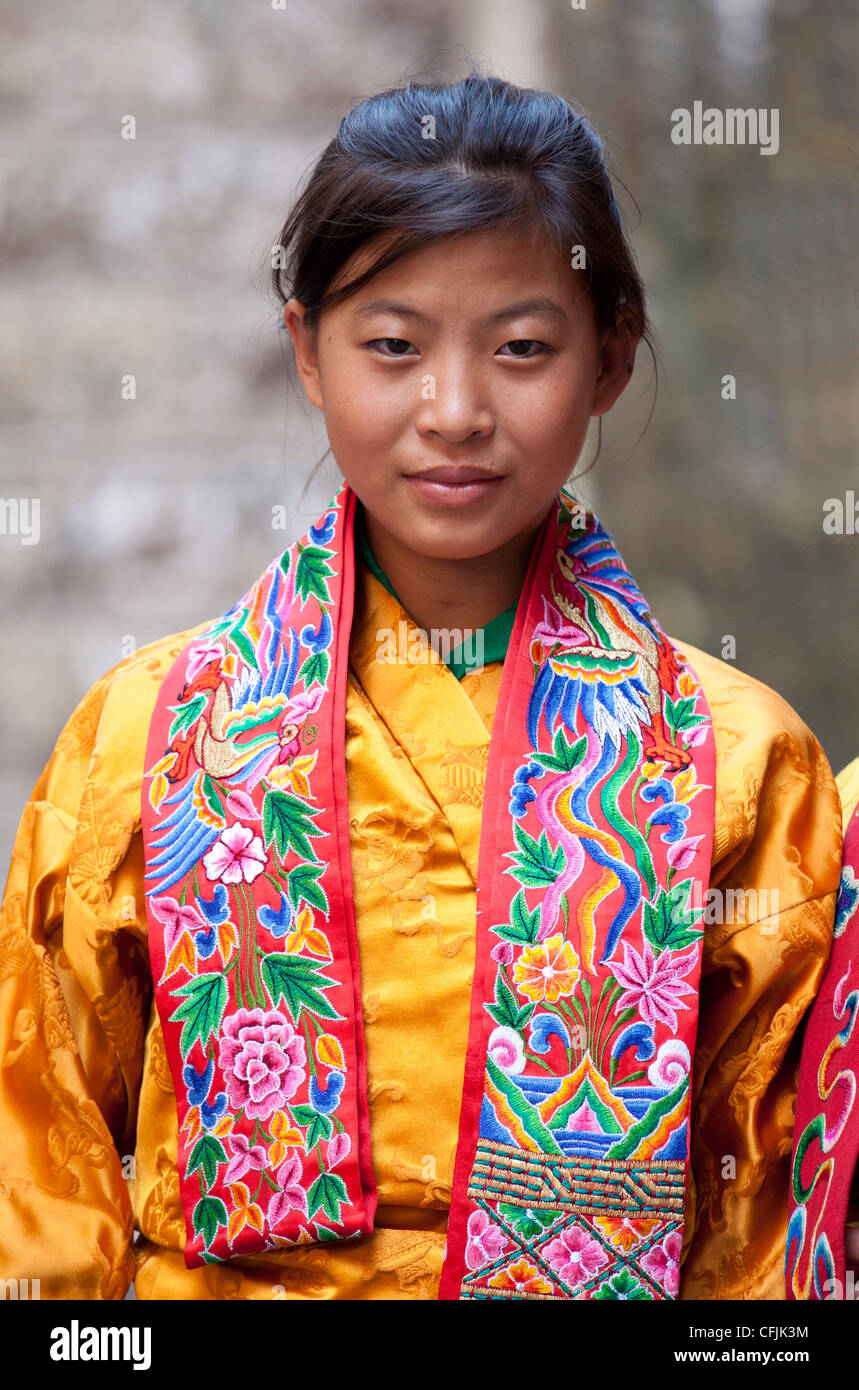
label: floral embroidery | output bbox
[786,802,859,1298]
[143,488,374,1264]
[449,494,716,1301]
[465,1208,510,1270]
[218,1008,307,1121]
[640,1230,683,1297]
[611,941,698,1031]
[512,934,580,1004]
[487,1258,554,1296]
[543,1224,609,1284]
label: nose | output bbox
[414,359,495,444]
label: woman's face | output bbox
[284,223,637,562]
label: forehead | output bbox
[328,224,584,315]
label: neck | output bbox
[359,501,550,633]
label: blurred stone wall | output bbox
[2,0,856,878]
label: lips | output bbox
[405,466,504,484]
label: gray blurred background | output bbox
[1,0,857,875]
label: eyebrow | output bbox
[351,296,569,326]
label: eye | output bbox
[365,338,417,357]
[497,339,553,358]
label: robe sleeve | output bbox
[675,649,842,1299]
[0,665,151,1299]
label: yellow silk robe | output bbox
[837,755,859,832]
[0,558,843,1300]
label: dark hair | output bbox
[270,64,655,496]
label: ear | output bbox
[592,313,641,416]
[282,299,324,411]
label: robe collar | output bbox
[354,499,517,679]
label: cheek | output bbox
[325,391,401,461]
[319,347,409,446]
[505,361,596,439]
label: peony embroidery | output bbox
[217,1008,307,1122]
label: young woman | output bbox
[0,70,845,1301]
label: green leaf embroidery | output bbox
[497,1202,561,1238]
[261,953,344,1024]
[201,772,225,819]
[295,545,336,606]
[531,729,588,774]
[485,970,521,1028]
[169,973,228,1055]
[664,693,708,733]
[490,888,541,944]
[187,1134,228,1189]
[298,650,330,691]
[291,1103,333,1150]
[262,789,324,864]
[225,608,257,667]
[308,1171,348,1223]
[505,823,565,888]
[642,882,703,952]
[287,862,329,916]
[167,692,208,743]
[192,1195,228,1248]
[512,1001,536,1030]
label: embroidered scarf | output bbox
[142,479,717,1299]
[786,799,859,1300]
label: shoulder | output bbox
[665,635,842,886]
[39,620,214,808]
[668,634,832,773]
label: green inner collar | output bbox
[354,505,517,680]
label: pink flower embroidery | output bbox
[531,596,590,651]
[465,1208,511,1271]
[611,941,697,1031]
[203,823,266,885]
[327,1132,351,1170]
[269,1152,309,1224]
[681,723,708,749]
[225,789,257,821]
[666,835,704,872]
[640,1230,683,1296]
[149,897,206,955]
[186,641,224,683]
[218,1007,307,1122]
[543,1224,609,1286]
[223,1131,268,1186]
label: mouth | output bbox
[407,465,504,484]
[403,465,507,506]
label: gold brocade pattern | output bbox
[0,562,843,1299]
